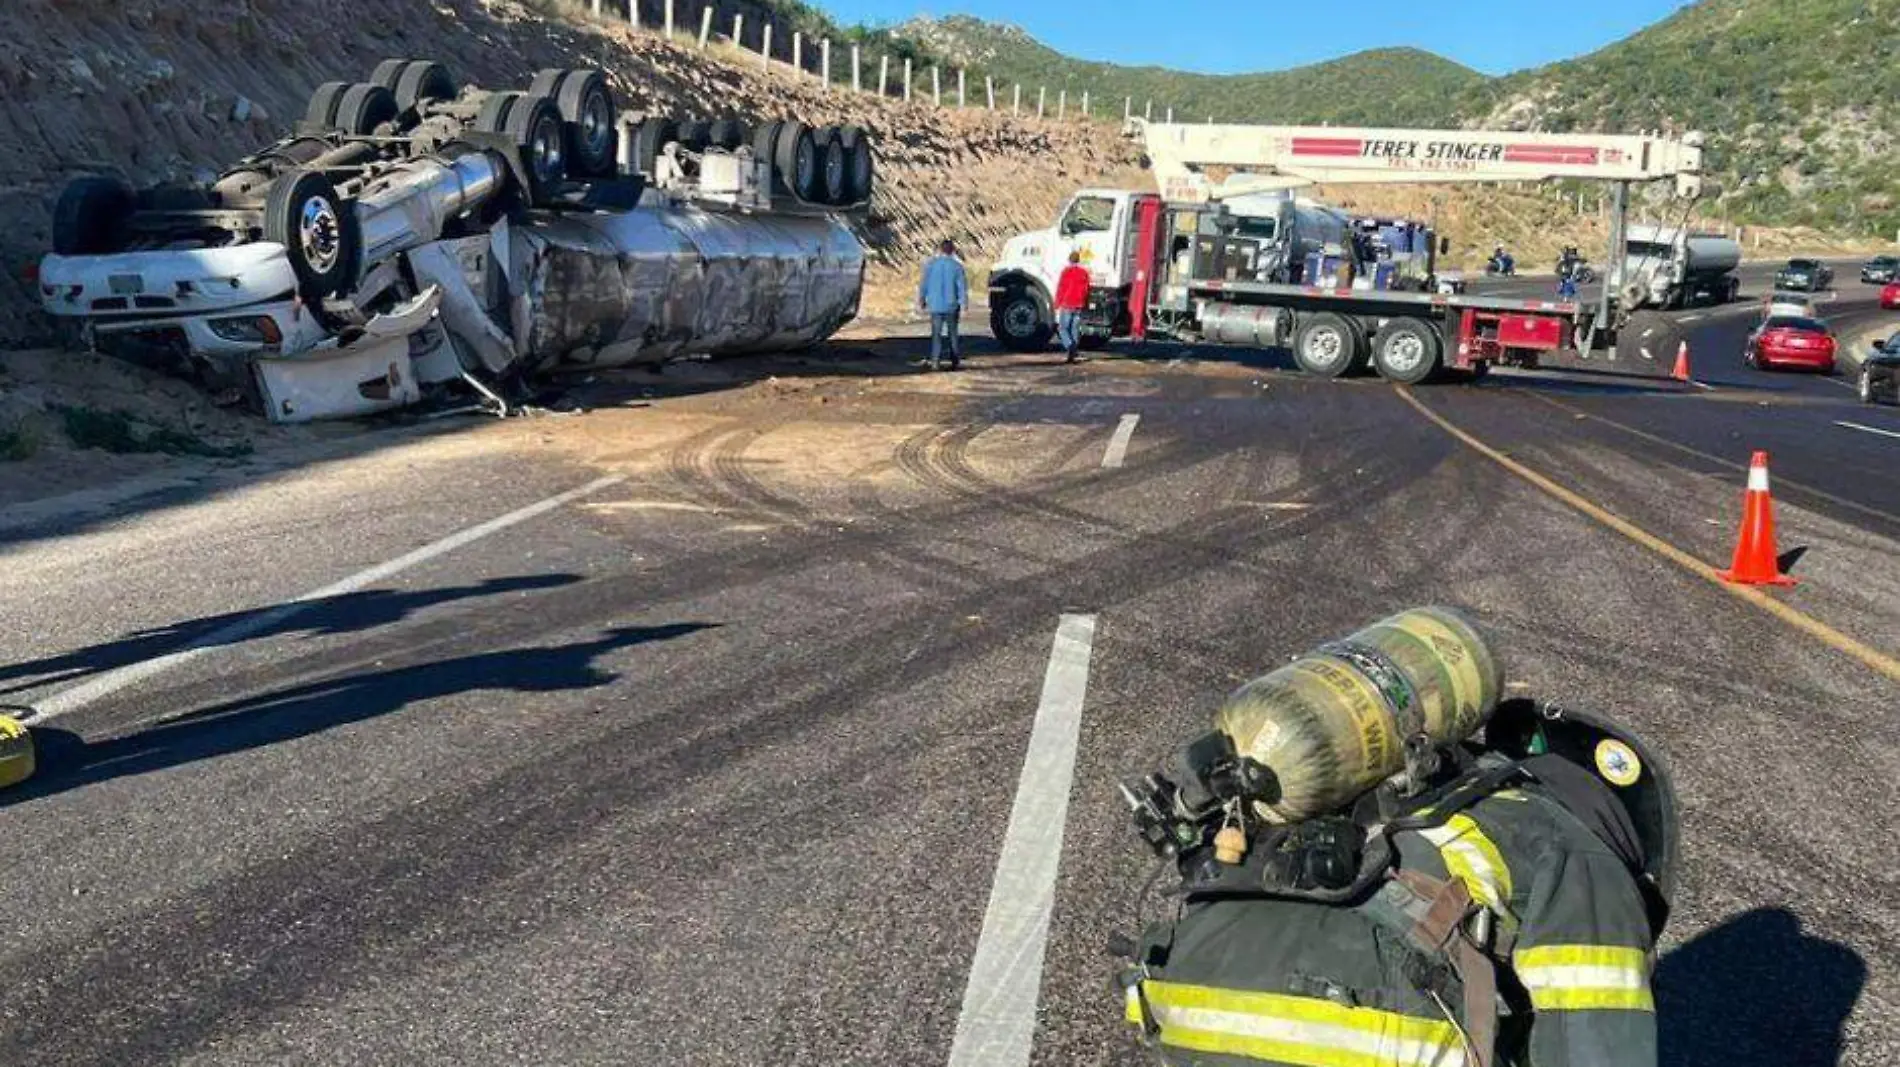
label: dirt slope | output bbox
[0,0,1148,344]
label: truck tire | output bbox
[552,69,617,177]
[370,58,413,91]
[334,83,399,135]
[751,121,785,191]
[634,116,681,179]
[991,282,1053,352]
[677,120,713,153]
[774,121,820,202]
[264,169,360,300]
[1293,313,1358,379]
[303,81,352,129]
[816,129,848,204]
[837,125,873,203]
[1370,318,1441,384]
[52,176,134,255]
[505,94,568,203]
[708,118,747,150]
[393,61,457,112]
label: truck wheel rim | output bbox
[1304,328,1344,368]
[530,117,564,182]
[1383,334,1424,373]
[579,93,612,159]
[299,195,342,274]
[1004,299,1039,337]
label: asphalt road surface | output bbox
[4,259,1899,1066]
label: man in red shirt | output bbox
[1054,251,1091,362]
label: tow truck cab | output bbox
[988,189,1144,351]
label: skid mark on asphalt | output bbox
[1101,413,1140,469]
[1398,388,1900,685]
[24,475,628,723]
[948,613,1097,1067]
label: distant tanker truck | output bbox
[1619,224,1742,311]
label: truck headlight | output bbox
[207,315,283,345]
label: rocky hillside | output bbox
[0,0,1146,345]
[896,15,1487,127]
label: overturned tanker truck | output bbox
[37,60,873,421]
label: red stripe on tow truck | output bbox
[1504,145,1601,165]
[1291,137,1364,157]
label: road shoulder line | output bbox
[1396,388,1900,685]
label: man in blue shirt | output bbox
[917,238,969,371]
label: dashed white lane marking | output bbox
[1690,380,1715,391]
[25,474,628,723]
[1680,314,1705,323]
[1836,420,1900,441]
[947,613,1098,1067]
[1101,413,1141,469]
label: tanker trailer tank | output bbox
[509,195,866,370]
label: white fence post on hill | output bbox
[904,57,912,101]
[698,6,712,48]
[1013,84,1022,115]
[1038,86,1046,118]
[958,68,966,107]
[592,0,601,15]
[1058,89,1066,120]
[852,44,861,92]
[732,12,743,49]
[663,0,673,38]
[793,32,803,75]
[879,54,889,96]
[932,66,941,106]
[986,76,994,110]
[1082,91,1089,118]
[761,23,772,70]
[822,38,831,86]
[1144,99,1152,120]
[628,0,639,29]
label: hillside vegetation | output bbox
[892,0,1900,239]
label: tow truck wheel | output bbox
[1293,313,1358,379]
[264,169,360,300]
[548,69,617,178]
[303,81,352,129]
[1371,318,1441,384]
[816,128,849,204]
[393,61,458,112]
[334,83,399,135]
[506,94,568,203]
[991,284,1053,352]
[773,121,820,202]
[52,176,135,255]
[837,125,873,203]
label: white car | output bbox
[1764,290,1817,320]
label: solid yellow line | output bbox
[1395,387,1900,685]
[1517,388,1900,528]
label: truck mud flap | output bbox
[254,334,421,423]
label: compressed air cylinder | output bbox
[0,715,35,789]
[1213,607,1503,824]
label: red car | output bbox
[1745,315,1837,372]
[1883,281,1900,309]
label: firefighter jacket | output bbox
[1123,777,1656,1067]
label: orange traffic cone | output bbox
[1671,341,1692,382]
[1717,451,1797,587]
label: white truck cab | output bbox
[988,189,1140,349]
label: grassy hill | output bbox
[894,15,1487,127]
[878,2,1900,238]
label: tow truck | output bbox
[989,120,1707,382]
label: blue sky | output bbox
[818,0,1695,77]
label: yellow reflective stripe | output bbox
[1134,980,1467,1067]
[1418,814,1514,920]
[1515,945,1654,1013]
